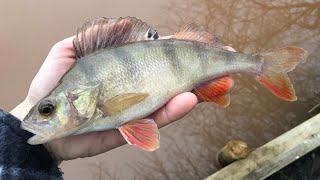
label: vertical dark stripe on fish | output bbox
[161,40,182,76]
[112,47,141,81]
[76,57,93,79]
[222,50,237,64]
[194,43,209,74]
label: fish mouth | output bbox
[22,124,55,144]
[21,121,81,144]
[21,121,46,137]
[21,121,53,144]
[28,134,51,145]
[21,117,88,144]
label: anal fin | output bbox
[213,94,231,107]
[193,76,234,107]
[118,119,160,151]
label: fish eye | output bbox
[38,99,55,116]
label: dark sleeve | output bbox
[0,109,63,180]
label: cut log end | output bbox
[217,140,251,167]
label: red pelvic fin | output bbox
[118,119,160,151]
[193,76,234,107]
[213,94,231,107]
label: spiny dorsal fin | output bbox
[73,17,157,58]
[173,23,223,47]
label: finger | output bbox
[47,129,126,160]
[160,35,173,39]
[93,129,126,154]
[223,46,236,52]
[74,129,126,158]
[42,36,77,71]
[47,36,76,60]
[51,36,75,51]
[151,92,198,128]
[27,36,77,104]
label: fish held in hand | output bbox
[21,17,307,151]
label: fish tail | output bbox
[255,47,308,101]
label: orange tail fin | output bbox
[256,47,308,101]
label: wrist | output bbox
[43,143,63,165]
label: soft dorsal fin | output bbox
[73,17,157,58]
[172,23,224,47]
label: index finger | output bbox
[150,92,198,128]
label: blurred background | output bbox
[0,0,319,179]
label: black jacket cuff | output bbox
[0,110,62,180]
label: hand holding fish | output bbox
[14,17,306,161]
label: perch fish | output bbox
[21,17,307,151]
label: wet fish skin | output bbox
[21,17,307,151]
[72,40,261,132]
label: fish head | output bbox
[22,85,101,144]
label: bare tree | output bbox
[131,0,320,179]
[90,160,120,180]
[89,1,320,179]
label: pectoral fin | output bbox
[193,76,234,107]
[118,119,160,151]
[98,93,149,116]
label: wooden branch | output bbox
[205,113,320,180]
